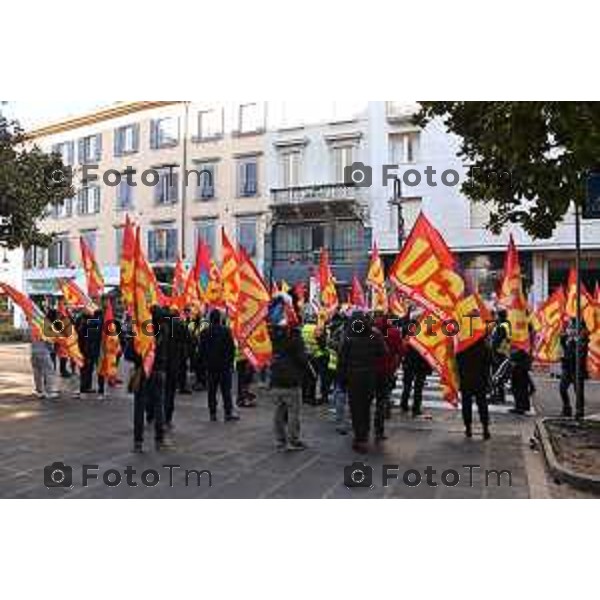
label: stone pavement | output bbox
[0,343,597,499]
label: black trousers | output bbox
[59,357,70,376]
[512,370,531,412]
[559,372,584,413]
[134,372,165,444]
[165,372,177,425]
[461,391,489,427]
[374,377,391,437]
[348,378,375,443]
[207,369,233,417]
[302,357,318,401]
[236,360,254,401]
[80,359,104,393]
[401,368,426,414]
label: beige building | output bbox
[23,101,269,294]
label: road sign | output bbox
[584,172,600,219]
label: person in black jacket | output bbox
[199,309,238,422]
[559,319,588,417]
[456,334,491,439]
[510,348,532,415]
[77,309,105,396]
[400,321,433,417]
[338,311,386,453]
[270,319,311,451]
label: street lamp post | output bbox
[574,200,584,419]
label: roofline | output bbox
[23,101,184,140]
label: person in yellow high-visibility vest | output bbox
[301,315,328,405]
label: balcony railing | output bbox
[270,183,364,206]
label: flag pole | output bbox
[575,200,584,420]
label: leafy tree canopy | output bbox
[416,101,600,239]
[0,108,74,249]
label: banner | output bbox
[366,242,388,312]
[388,290,408,318]
[318,248,338,315]
[389,212,465,321]
[497,235,530,351]
[120,214,135,310]
[80,236,104,298]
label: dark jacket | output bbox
[77,312,103,362]
[338,319,386,386]
[560,332,588,379]
[456,338,491,395]
[403,346,433,378]
[270,326,311,388]
[199,322,235,372]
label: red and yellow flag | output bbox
[532,287,566,363]
[565,267,597,331]
[58,278,98,314]
[366,242,388,312]
[0,282,46,341]
[236,246,272,369]
[497,235,530,351]
[318,248,338,315]
[120,215,136,310]
[351,274,366,309]
[133,227,156,376]
[408,311,460,405]
[80,236,104,299]
[221,228,240,323]
[389,212,465,321]
[97,297,120,382]
[55,300,84,367]
[455,293,492,354]
[389,290,408,318]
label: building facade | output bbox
[20,100,600,308]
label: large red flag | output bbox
[389,212,465,321]
[236,247,272,369]
[221,228,240,325]
[58,278,98,313]
[120,215,135,310]
[0,282,47,341]
[80,236,104,298]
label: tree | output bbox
[0,106,74,249]
[416,102,600,239]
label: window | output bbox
[24,246,46,269]
[332,146,354,182]
[77,185,101,215]
[196,109,223,140]
[150,117,179,149]
[52,141,75,165]
[114,124,139,156]
[80,229,97,254]
[238,103,264,134]
[116,178,135,211]
[154,167,179,204]
[390,132,419,164]
[237,158,258,197]
[237,217,258,258]
[281,151,301,188]
[78,134,102,163]
[47,237,70,268]
[274,225,313,262]
[148,227,178,263]
[52,198,73,219]
[193,162,216,200]
[195,220,216,257]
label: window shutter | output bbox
[237,161,245,196]
[65,197,72,217]
[63,239,71,267]
[169,172,178,203]
[78,138,85,164]
[67,142,74,165]
[150,120,158,149]
[167,229,177,261]
[114,129,121,157]
[133,124,140,152]
[247,161,257,195]
[95,134,103,162]
[154,173,163,204]
[93,187,100,213]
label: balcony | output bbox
[270,183,364,206]
[386,101,420,123]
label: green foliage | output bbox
[0,111,74,249]
[416,102,600,239]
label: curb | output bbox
[535,418,600,494]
